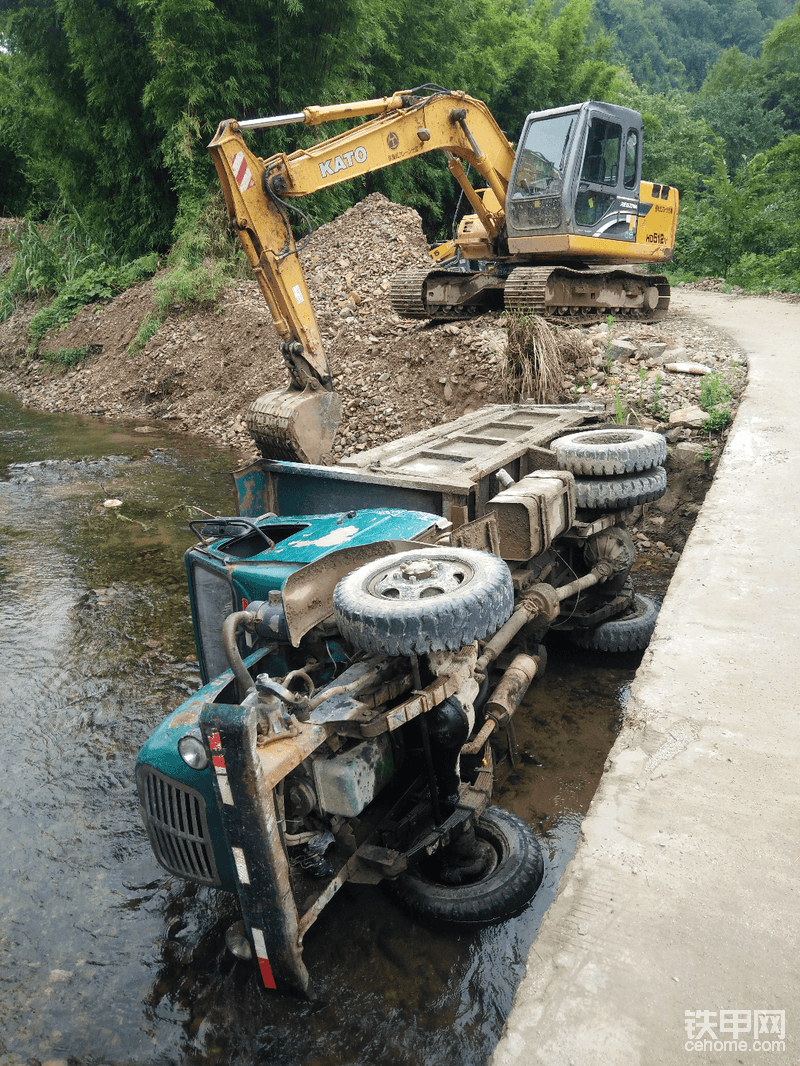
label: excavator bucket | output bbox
[246,384,342,465]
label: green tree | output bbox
[699,45,753,96]
[752,1,800,130]
[0,49,31,216]
[691,86,784,171]
[593,0,785,90]
[614,78,721,195]
[676,158,751,275]
[0,0,173,251]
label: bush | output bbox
[703,406,732,432]
[26,255,158,346]
[127,189,246,355]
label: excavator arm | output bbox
[208,89,516,463]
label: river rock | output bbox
[669,405,707,429]
[609,339,637,361]
[672,440,706,467]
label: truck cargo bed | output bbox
[235,403,604,528]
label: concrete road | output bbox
[491,292,800,1066]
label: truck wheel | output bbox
[574,466,667,510]
[386,807,544,924]
[570,593,660,652]
[333,547,514,656]
[551,428,667,476]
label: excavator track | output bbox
[391,265,670,326]
[504,266,670,324]
[390,268,505,321]
[390,269,430,319]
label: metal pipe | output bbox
[475,598,542,675]
[307,662,386,711]
[475,563,613,676]
[462,653,540,756]
[486,653,540,721]
[554,561,613,603]
[238,112,306,130]
[238,93,410,131]
[221,610,257,701]
[453,115,509,207]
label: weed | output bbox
[612,384,625,424]
[128,312,163,356]
[699,445,714,463]
[699,369,740,434]
[152,258,229,316]
[699,371,733,412]
[702,406,732,433]
[1,207,158,344]
[650,373,667,420]
[40,344,99,367]
[502,313,566,403]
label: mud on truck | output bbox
[135,87,674,996]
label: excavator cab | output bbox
[507,102,643,248]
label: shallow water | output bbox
[0,394,642,1065]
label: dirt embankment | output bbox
[0,194,747,559]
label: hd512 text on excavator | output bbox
[208,86,679,465]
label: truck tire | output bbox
[574,466,667,510]
[386,807,544,924]
[570,593,660,652]
[333,547,514,656]
[551,428,667,476]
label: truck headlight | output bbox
[178,731,209,771]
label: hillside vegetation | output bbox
[1,0,799,341]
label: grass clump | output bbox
[698,367,742,434]
[40,343,101,367]
[503,313,566,404]
[699,370,733,411]
[702,406,732,432]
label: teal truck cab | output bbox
[136,405,667,995]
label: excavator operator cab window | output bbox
[624,129,639,189]
[580,117,621,185]
[508,112,576,232]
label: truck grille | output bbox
[138,768,220,886]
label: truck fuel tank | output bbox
[486,470,576,561]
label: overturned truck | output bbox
[136,406,667,995]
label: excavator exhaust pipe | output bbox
[246,384,342,465]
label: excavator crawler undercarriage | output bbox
[391,265,671,325]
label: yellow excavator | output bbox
[208,86,678,465]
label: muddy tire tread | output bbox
[551,428,667,476]
[570,592,660,652]
[333,548,514,656]
[387,807,544,924]
[574,466,667,510]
